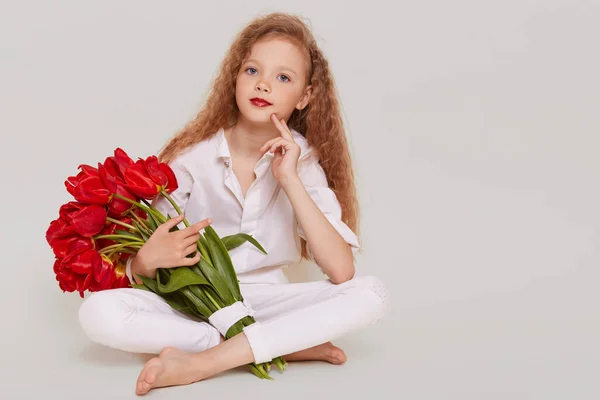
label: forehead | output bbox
[246,38,308,71]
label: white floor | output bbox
[3,256,598,399]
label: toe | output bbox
[145,365,158,386]
[328,348,347,364]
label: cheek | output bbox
[235,74,249,90]
[281,87,304,106]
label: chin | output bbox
[238,107,275,125]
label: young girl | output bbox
[78,12,391,396]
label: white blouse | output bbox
[126,127,360,285]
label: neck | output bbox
[227,116,283,158]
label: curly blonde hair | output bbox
[157,12,360,259]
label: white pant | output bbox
[78,275,391,364]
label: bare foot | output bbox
[283,342,347,365]
[136,347,205,396]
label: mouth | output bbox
[250,98,272,107]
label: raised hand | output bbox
[259,113,301,185]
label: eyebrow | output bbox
[244,58,298,76]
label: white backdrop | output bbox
[1,1,598,398]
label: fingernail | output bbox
[208,218,213,224]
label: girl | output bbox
[78,12,391,396]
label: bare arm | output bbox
[281,175,355,284]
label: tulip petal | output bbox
[67,204,107,237]
[113,148,135,176]
[159,163,179,193]
[123,161,160,199]
[144,156,168,187]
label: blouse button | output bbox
[224,160,230,167]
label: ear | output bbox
[296,85,313,111]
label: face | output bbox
[235,37,312,125]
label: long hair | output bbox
[157,12,360,259]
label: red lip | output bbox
[250,98,272,107]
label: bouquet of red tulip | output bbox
[46,148,287,379]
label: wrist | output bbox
[279,173,301,190]
[131,253,155,282]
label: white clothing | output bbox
[78,276,391,363]
[125,127,360,285]
[79,127,391,364]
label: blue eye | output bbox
[245,67,258,75]
[278,75,290,83]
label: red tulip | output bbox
[99,149,137,216]
[46,218,76,246]
[51,234,94,259]
[55,265,93,297]
[110,148,135,176]
[90,255,131,291]
[108,183,137,217]
[58,247,116,296]
[110,255,132,289]
[87,255,116,292]
[60,202,107,237]
[144,156,178,194]
[94,221,118,249]
[122,159,162,198]
[122,157,179,199]
[65,164,111,205]
[54,250,97,298]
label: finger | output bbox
[180,218,212,236]
[160,214,185,231]
[270,114,292,139]
[260,137,280,153]
[270,139,294,154]
[269,138,286,153]
[182,243,197,257]
[182,232,201,247]
[181,251,202,266]
[279,118,293,139]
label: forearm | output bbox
[281,175,355,284]
[130,254,155,285]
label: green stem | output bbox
[94,234,145,243]
[105,242,143,258]
[141,198,154,209]
[127,209,152,236]
[204,289,222,312]
[113,193,165,222]
[106,217,138,232]
[99,242,143,256]
[160,190,186,224]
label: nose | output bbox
[255,80,270,93]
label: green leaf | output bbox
[136,274,159,293]
[132,220,150,241]
[221,233,267,254]
[204,225,242,300]
[198,234,210,259]
[161,294,191,313]
[156,267,211,293]
[198,257,235,305]
[180,287,214,318]
[144,215,157,231]
[130,284,150,291]
[187,284,219,315]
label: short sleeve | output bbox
[296,153,360,258]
